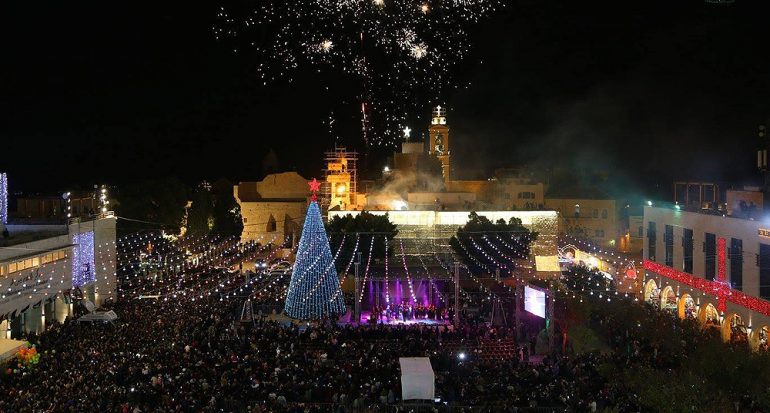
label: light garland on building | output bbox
[72,231,96,288]
[644,259,770,317]
[0,172,7,225]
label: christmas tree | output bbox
[284,179,346,319]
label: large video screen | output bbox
[524,285,546,318]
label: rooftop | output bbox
[0,225,68,248]
[545,185,612,200]
[644,203,767,223]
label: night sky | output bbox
[3,0,770,196]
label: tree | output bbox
[450,212,537,272]
[115,178,188,234]
[562,264,615,294]
[211,178,243,237]
[187,187,214,236]
[284,201,346,320]
[326,211,399,269]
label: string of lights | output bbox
[399,239,417,303]
[284,201,345,319]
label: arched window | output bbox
[601,209,608,219]
[267,214,277,232]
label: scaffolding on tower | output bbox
[322,146,359,215]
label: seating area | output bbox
[439,337,520,362]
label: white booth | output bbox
[399,357,435,400]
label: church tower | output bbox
[428,106,451,182]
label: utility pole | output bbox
[758,124,770,205]
[354,252,362,324]
[428,276,434,306]
[547,291,555,352]
[453,261,460,325]
[515,284,522,341]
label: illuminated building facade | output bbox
[235,172,309,247]
[643,206,770,350]
[544,197,618,248]
[15,186,113,222]
[0,214,116,338]
[328,209,558,257]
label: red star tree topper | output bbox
[308,178,321,201]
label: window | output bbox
[664,225,674,267]
[682,228,693,274]
[243,217,248,223]
[8,263,17,273]
[760,243,770,299]
[592,209,599,218]
[574,204,580,218]
[504,193,511,200]
[601,209,608,219]
[730,238,743,291]
[516,192,534,199]
[705,233,716,281]
[267,215,277,232]
[638,226,643,238]
[648,222,656,261]
[594,229,605,238]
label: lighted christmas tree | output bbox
[284,179,346,320]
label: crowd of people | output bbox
[0,291,615,413]
[4,231,769,413]
[0,229,611,413]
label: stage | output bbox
[339,310,453,327]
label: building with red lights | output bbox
[643,205,770,351]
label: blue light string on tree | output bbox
[284,201,345,320]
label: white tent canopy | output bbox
[77,310,118,324]
[399,357,435,400]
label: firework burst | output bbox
[214,0,503,147]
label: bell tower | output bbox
[428,105,451,182]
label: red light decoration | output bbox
[717,237,726,281]
[644,260,770,317]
